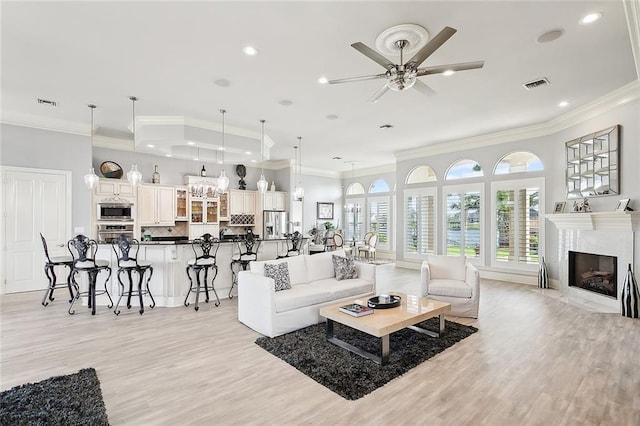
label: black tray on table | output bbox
[367,295,402,309]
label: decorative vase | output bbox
[538,256,548,289]
[621,263,639,318]
[270,181,276,192]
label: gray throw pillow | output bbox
[264,262,291,291]
[332,255,357,281]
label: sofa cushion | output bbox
[306,249,346,281]
[264,262,291,291]
[309,278,372,300]
[427,255,466,281]
[274,284,333,313]
[428,279,472,298]
[251,255,307,286]
[331,255,357,280]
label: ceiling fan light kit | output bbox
[329,25,485,103]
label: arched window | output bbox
[368,179,390,193]
[445,159,483,180]
[346,182,365,195]
[494,151,544,175]
[406,165,437,184]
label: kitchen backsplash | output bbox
[141,222,188,238]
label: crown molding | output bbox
[394,80,640,161]
[93,135,133,151]
[0,110,88,135]
[340,163,396,179]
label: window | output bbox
[344,198,364,242]
[369,179,390,193]
[404,188,436,259]
[494,151,544,175]
[444,185,482,259]
[406,165,437,184]
[368,196,390,250]
[492,178,544,269]
[445,159,483,180]
[346,183,365,195]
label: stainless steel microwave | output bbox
[97,202,134,221]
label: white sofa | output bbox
[238,249,376,337]
[420,255,480,318]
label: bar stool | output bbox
[40,233,74,306]
[68,235,113,315]
[185,234,220,311]
[277,231,303,258]
[229,230,260,299]
[112,234,155,315]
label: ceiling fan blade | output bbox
[368,84,390,103]
[351,42,395,70]
[413,79,437,96]
[328,73,387,85]
[416,61,485,76]
[405,26,457,68]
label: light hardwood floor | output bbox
[1,264,639,425]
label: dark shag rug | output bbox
[0,368,109,425]
[255,318,477,400]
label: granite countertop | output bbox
[137,236,304,245]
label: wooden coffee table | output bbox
[319,293,451,365]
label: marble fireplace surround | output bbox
[547,212,640,312]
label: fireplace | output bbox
[568,251,617,299]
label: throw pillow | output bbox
[332,255,357,281]
[264,262,291,291]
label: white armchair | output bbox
[420,255,480,318]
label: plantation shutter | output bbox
[404,190,435,256]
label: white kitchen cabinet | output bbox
[263,191,287,211]
[229,190,256,215]
[96,179,135,197]
[138,184,176,226]
[175,187,188,221]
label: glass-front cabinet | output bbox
[218,191,229,221]
[176,187,188,221]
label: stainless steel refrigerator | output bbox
[263,210,288,239]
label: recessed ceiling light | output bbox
[245,151,251,155]
[243,46,258,56]
[442,70,455,77]
[318,76,328,84]
[326,114,339,120]
[580,12,602,24]
[219,147,224,151]
[558,101,569,108]
[187,141,195,146]
[214,79,231,87]
[165,154,172,157]
[146,144,155,148]
[537,29,564,44]
[250,159,257,163]
[279,99,293,106]
[218,160,223,164]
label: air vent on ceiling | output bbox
[523,78,550,90]
[379,124,393,129]
[37,98,57,106]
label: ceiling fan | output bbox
[328,26,484,103]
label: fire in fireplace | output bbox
[569,251,617,298]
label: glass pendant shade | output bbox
[257,173,268,193]
[294,185,304,201]
[127,163,142,187]
[84,167,99,189]
[217,169,229,192]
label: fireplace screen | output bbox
[569,251,617,298]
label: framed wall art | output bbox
[317,202,334,220]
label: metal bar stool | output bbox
[185,234,221,311]
[68,235,113,315]
[229,230,260,299]
[112,234,155,315]
[276,231,303,258]
[40,233,74,306]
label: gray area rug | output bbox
[256,318,477,400]
[0,368,109,425]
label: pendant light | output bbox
[256,119,268,193]
[126,96,143,187]
[294,136,304,201]
[216,109,230,192]
[83,104,100,189]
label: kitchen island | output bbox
[90,237,307,308]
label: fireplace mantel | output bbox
[546,211,640,232]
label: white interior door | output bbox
[2,167,71,294]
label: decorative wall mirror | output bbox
[565,125,619,199]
